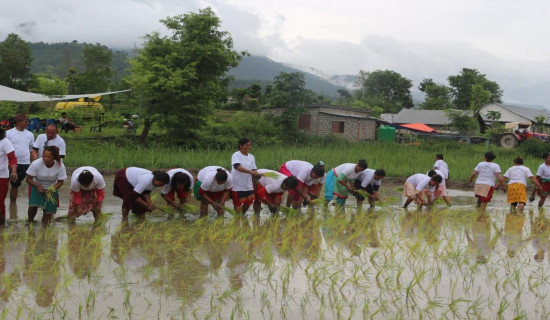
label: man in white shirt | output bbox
[32,125,66,159]
[6,113,35,203]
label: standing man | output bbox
[32,125,66,159]
[6,114,35,203]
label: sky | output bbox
[2,0,550,105]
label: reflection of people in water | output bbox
[223,239,250,290]
[499,213,527,258]
[0,230,26,301]
[23,228,59,307]
[530,211,550,262]
[67,223,105,279]
[110,219,149,269]
[465,213,498,264]
[276,217,322,263]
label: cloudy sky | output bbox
[2,0,550,105]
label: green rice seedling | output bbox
[261,171,280,179]
[45,185,56,203]
[224,207,237,216]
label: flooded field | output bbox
[1,180,550,319]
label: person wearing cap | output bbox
[68,166,106,222]
[6,113,35,204]
[324,160,369,208]
[32,125,66,159]
[278,160,326,209]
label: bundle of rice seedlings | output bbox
[45,186,56,204]
[354,190,370,199]
[181,204,199,212]
[262,171,280,179]
[309,197,324,206]
[224,207,237,216]
[279,206,298,216]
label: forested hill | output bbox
[228,55,346,97]
[29,41,131,80]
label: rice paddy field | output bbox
[1,179,550,319]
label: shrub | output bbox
[519,137,550,158]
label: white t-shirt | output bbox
[474,162,501,186]
[536,163,550,179]
[26,158,67,188]
[406,173,432,191]
[425,169,446,187]
[334,163,361,181]
[503,165,533,186]
[70,166,106,192]
[257,169,287,194]
[358,169,382,188]
[6,128,34,164]
[284,160,317,186]
[198,166,233,192]
[125,167,155,194]
[161,168,194,195]
[231,151,256,191]
[0,139,14,179]
[433,159,449,179]
[33,134,66,158]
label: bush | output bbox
[519,137,550,158]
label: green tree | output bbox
[418,78,452,110]
[470,84,491,133]
[354,70,413,113]
[0,33,33,89]
[129,8,243,143]
[534,115,546,134]
[446,110,476,134]
[447,68,502,110]
[74,44,113,93]
[337,89,351,106]
[30,72,67,97]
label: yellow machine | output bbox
[54,96,104,118]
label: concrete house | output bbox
[266,104,379,141]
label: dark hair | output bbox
[238,138,251,148]
[427,169,437,177]
[484,151,496,162]
[374,169,386,177]
[282,176,299,190]
[436,154,444,160]
[431,174,443,183]
[43,146,62,165]
[312,164,325,177]
[77,169,94,185]
[14,113,27,123]
[357,159,368,169]
[543,152,550,160]
[152,171,170,184]
[171,172,191,191]
[61,112,67,116]
[514,156,524,165]
[215,168,228,182]
[0,128,5,140]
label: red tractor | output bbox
[499,122,550,148]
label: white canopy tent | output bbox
[0,84,131,102]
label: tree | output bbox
[448,68,502,110]
[337,89,351,106]
[128,8,243,143]
[446,110,476,134]
[534,115,546,134]
[418,78,452,110]
[470,84,491,133]
[73,44,113,93]
[354,70,414,113]
[0,33,33,89]
[30,72,67,97]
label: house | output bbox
[480,103,550,132]
[265,104,379,141]
[381,109,453,132]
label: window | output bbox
[298,115,311,130]
[332,121,344,133]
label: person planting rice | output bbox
[427,169,451,206]
[500,157,542,213]
[26,146,67,225]
[0,128,18,226]
[324,160,369,208]
[231,138,260,215]
[253,169,299,214]
[354,168,386,209]
[468,151,503,210]
[113,167,170,219]
[160,168,193,211]
[279,160,325,209]
[403,173,442,209]
[304,161,326,206]
[433,154,449,184]
[67,166,106,222]
[532,152,550,208]
[194,166,233,217]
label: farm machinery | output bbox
[498,122,550,148]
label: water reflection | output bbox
[465,213,496,264]
[501,213,527,258]
[530,211,550,262]
[67,223,105,280]
[0,229,25,302]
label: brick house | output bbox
[266,104,379,141]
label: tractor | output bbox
[499,122,550,148]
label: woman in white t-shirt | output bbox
[468,151,504,210]
[26,146,67,225]
[68,166,106,222]
[231,138,260,215]
[194,166,233,217]
[324,160,369,207]
[533,152,550,208]
[160,168,193,211]
[279,160,326,209]
[501,156,542,213]
[253,169,299,214]
[0,128,17,226]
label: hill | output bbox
[228,55,350,97]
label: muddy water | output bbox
[1,177,549,319]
